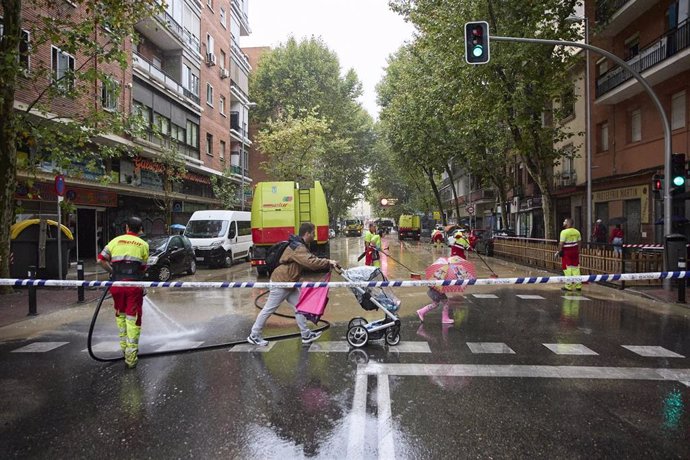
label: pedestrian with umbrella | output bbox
[417,256,476,324]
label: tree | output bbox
[390,0,581,238]
[1,0,164,289]
[249,37,374,225]
[211,169,240,210]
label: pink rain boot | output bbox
[417,303,436,322]
[441,303,454,324]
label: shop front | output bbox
[592,184,650,244]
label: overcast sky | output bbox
[242,0,417,119]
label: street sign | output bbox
[54,174,66,197]
[433,211,441,220]
[466,205,475,215]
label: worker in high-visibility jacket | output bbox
[556,218,582,292]
[98,217,149,369]
[450,230,471,259]
[431,227,445,248]
[364,222,377,266]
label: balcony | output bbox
[469,188,495,203]
[136,11,184,52]
[132,53,201,109]
[596,20,690,103]
[231,0,251,36]
[230,38,251,73]
[135,130,200,161]
[553,171,578,189]
[595,0,658,37]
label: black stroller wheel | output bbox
[347,348,369,364]
[385,328,401,346]
[347,325,369,348]
[348,317,368,329]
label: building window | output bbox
[207,0,213,9]
[672,91,686,130]
[219,95,225,115]
[220,140,226,161]
[171,124,186,143]
[20,30,30,70]
[207,33,214,55]
[597,58,608,77]
[186,120,199,148]
[599,122,609,151]
[624,33,639,59]
[153,113,170,136]
[206,83,213,107]
[206,133,213,156]
[220,7,226,28]
[184,65,200,96]
[630,109,641,142]
[132,102,152,135]
[101,77,119,111]
[559,86,575,120]
[51,46,75,91]
[220,50,226,69]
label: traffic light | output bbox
[671,153,686,192]
[465,21,490,64]
[652,174,663,199]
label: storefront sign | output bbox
[593,185,649,223]
[16,182,117,207]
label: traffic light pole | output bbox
[490,35,673,239]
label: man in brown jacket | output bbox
[248,222,339,346]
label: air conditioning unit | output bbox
[220,68,230,79]
[206,53,217,66]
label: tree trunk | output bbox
[0,0,22,293]
[423,166,444,223]
[444,164,460,226]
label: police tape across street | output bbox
[1,271,689,290]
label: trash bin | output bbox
[664,233,688,272]
[10,219,73,279]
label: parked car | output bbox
[144,234,197,282]
[329,228,336,238]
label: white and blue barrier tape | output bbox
[0,271,688,290]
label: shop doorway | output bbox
[76,208,106,261]
[624,199,641,243]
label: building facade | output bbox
[6,0,253,263]
[589,0,689,243]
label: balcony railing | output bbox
[137,130,200,161]
[596,20,690,97]
[553,172,578,188]
[158,10,200,53]
[133,52,200,106]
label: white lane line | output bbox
[377,374,395,460]
[467,342,516,354]
[357,363,690,384]
[543,343,598,355]
[516,295,545,300]
[622,345,685,358]
[229,341,277,352]
[472,294,499,299]
[347,373,368,460]
[307,341,431,353]
[12,342,69,353]
[394,342,431,353]
[560,295,590,300]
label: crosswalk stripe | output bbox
[472,294,499,299]
[516,295,546,300]
[543,343,598,355]
[622,345,685,358]
[12,342,69,353]
[229,341,277,352]
[560,295,590,300]
[308,341,431,353]
[155,340,204,352]
[467,342,515,354]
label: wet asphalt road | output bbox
[1,234,689,458]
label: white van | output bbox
[184,210,252,267]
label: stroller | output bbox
[340,266,402,348]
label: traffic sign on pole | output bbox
[54,174,66,197]
[466,205,475,215]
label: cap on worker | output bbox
[596,219,602,223]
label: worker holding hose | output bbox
[98,217,149,369]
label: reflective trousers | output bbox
[111,286,143,367]
[562,265,582,291]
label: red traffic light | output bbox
[654,179,662,191]
[471,27,483,37]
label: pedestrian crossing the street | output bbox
[5,339,685,360]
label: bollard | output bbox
[678,257,686,304]
[28,265,37,316]
[77,260,84,303]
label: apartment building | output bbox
[6,0,252,262]
[589,0,689,243]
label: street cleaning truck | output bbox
[398,214,421,240]
[251,181,330,276]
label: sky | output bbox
[241,0,417,119]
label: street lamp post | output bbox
[240,101,257,211]
[567,15,591,243]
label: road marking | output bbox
[543,343,598,355]
[680,381,690,387]
[377,375,395,459]
[229,341,277,352]
[516,295,545,300]
[12,342,69,353]
[467,342,516,354]
[356,363,690,383]
[472,294,499,299]
[155,340,204,352]
[561,295,590,300]
[622,345,685,358]
[308,341,431,353]
[347,373,368,459]
[82,341,121,353]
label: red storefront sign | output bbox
[16,182,118,207]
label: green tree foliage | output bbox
[210,169,240,210]
[388,0,581,238]
[0,0,165,287]
[249,37,375,225]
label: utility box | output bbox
[10,219,73,280]
[664,233,688,272]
